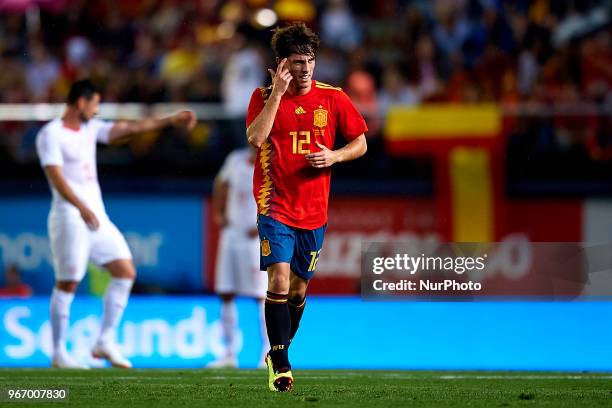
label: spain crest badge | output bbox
[261,239,271,256]
[313,105,328,127]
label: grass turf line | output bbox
[1,369,611,407]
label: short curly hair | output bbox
[271,22,320,59]
[67,79,100,104]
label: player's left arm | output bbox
[306,134,367,168]
[107,110,197,143]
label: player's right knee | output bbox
[105,259,136,280]
[268,273,290,293]
[124,268,136,280]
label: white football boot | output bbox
[206,355,238,368]
[52,351,89,369]
[91,341,132,368]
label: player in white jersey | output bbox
[209,147,269,367]
[35,79,196,369]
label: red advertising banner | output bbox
[205,196,444,295]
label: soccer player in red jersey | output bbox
[246,22,368,391]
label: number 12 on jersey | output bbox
[291,131,311,154]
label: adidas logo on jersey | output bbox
[295,106,306,115]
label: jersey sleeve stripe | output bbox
[259,86,273,102]
[256,141,274,215]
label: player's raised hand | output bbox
[79,206,100,231]
[171,110,197,130]
[305,142,338,168]
[268,58,291,97]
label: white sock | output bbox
[258,299,269,355]
[50,288,75,355]
[221,300,237,359]
[98,278,133,345]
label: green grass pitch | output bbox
[1,369,611,407]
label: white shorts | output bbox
[48,213,132,282]
[215,229,267,298]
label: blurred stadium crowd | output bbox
[0,0,611,186]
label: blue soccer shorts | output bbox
[257,214,327,281]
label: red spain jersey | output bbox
[247,80,368,230]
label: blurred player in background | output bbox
[246,23,368,391]
[0,264,32,298]
[209,146,269,368]
[36,79,196,369]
